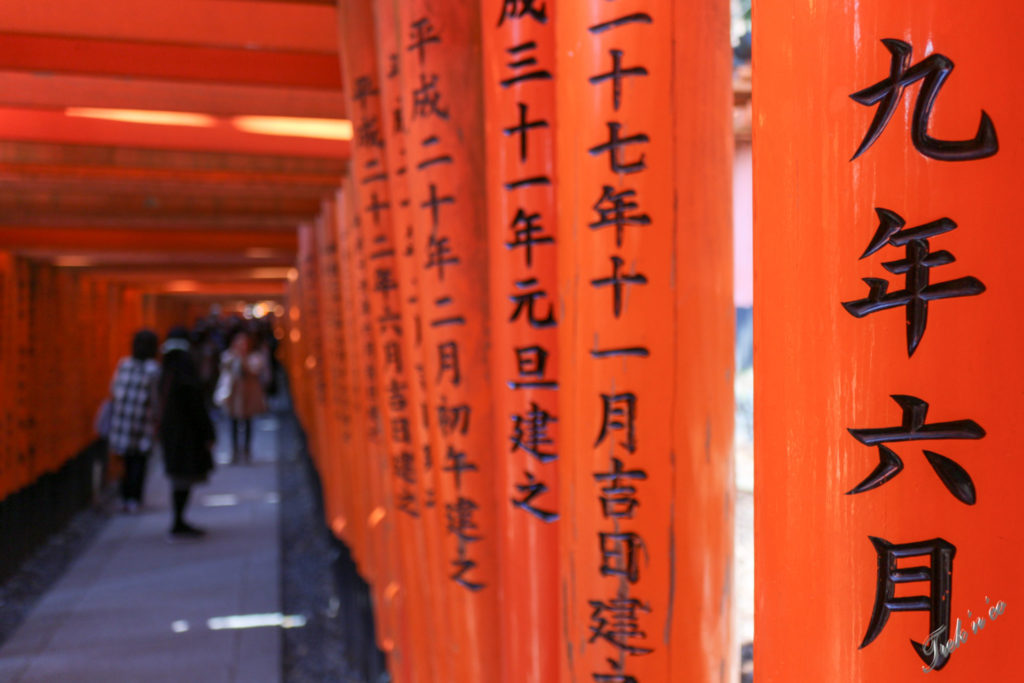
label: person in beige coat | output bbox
[219,329,268,464]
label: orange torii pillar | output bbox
[556,1,735,682]
[336,176,404,665]
[311,208,356,555]
[480,2,559,682]
[370,2,455,680]
[0,251,19,497]
[296,223,334,536]
[0,252,11,489]
[332,198,374,577]
[395,0,500,680]
[755,2,1023,680]
[337,1,432,678]
[10,258,32,495]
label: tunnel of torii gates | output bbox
[0,0,1020,681]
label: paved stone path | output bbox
[0,414,284,683]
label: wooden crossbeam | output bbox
[0,176,332,202]
[0,226,298,252]
[0,33,341,90]
[0,213,309,231]
[0,0,339,52]
[0,108,350,158]
[0,189,323,216]
[0,71,346,118]
[0,140,346,175]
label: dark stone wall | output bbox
[0,439,102,584]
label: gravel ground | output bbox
[278,409,386,683]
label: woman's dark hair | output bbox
[159,328,200,403]
[131,329,159,360]
[166,325,191,342]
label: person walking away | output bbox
[191,318,222,409]
[220,329,268,464]
[106,329,160,513]
[159,327,215,539]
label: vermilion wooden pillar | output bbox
[395,1,500,680]
[11,259,31,494]
[0,251,12,498]
[337,175,405,666]
[557,1,735,681]
[297,223,337,540]
[337,2,431,677]
[480,2,559,682]
[312,208,354,555]
[370,2,455,680]
[755,2,1023,680]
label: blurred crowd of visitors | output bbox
[98,314,279,540]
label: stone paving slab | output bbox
[0,415,282,683]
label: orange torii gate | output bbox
[281,0,740,680]
[554,1,734,681]
[0,252,152,499]
[481,3,561,682]
[755,1,1022,680]
[338,1,442,679]
[394,1,501,681]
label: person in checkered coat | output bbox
[107,329,161,512]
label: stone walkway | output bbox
[0,414,284,683]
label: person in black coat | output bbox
[159,327,215,538]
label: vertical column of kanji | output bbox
[340,175,404,664]
[307,213,347,548]
[315,206,364,557]
[338,2,432,680]
[372,4,454,680]
[312,208,351,549]
[329,200,365,551]
[395,2,499,681]
[334,203,372,576]
[755,1,1022,680]
[482,1,559,681]
[558,0,735,680]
